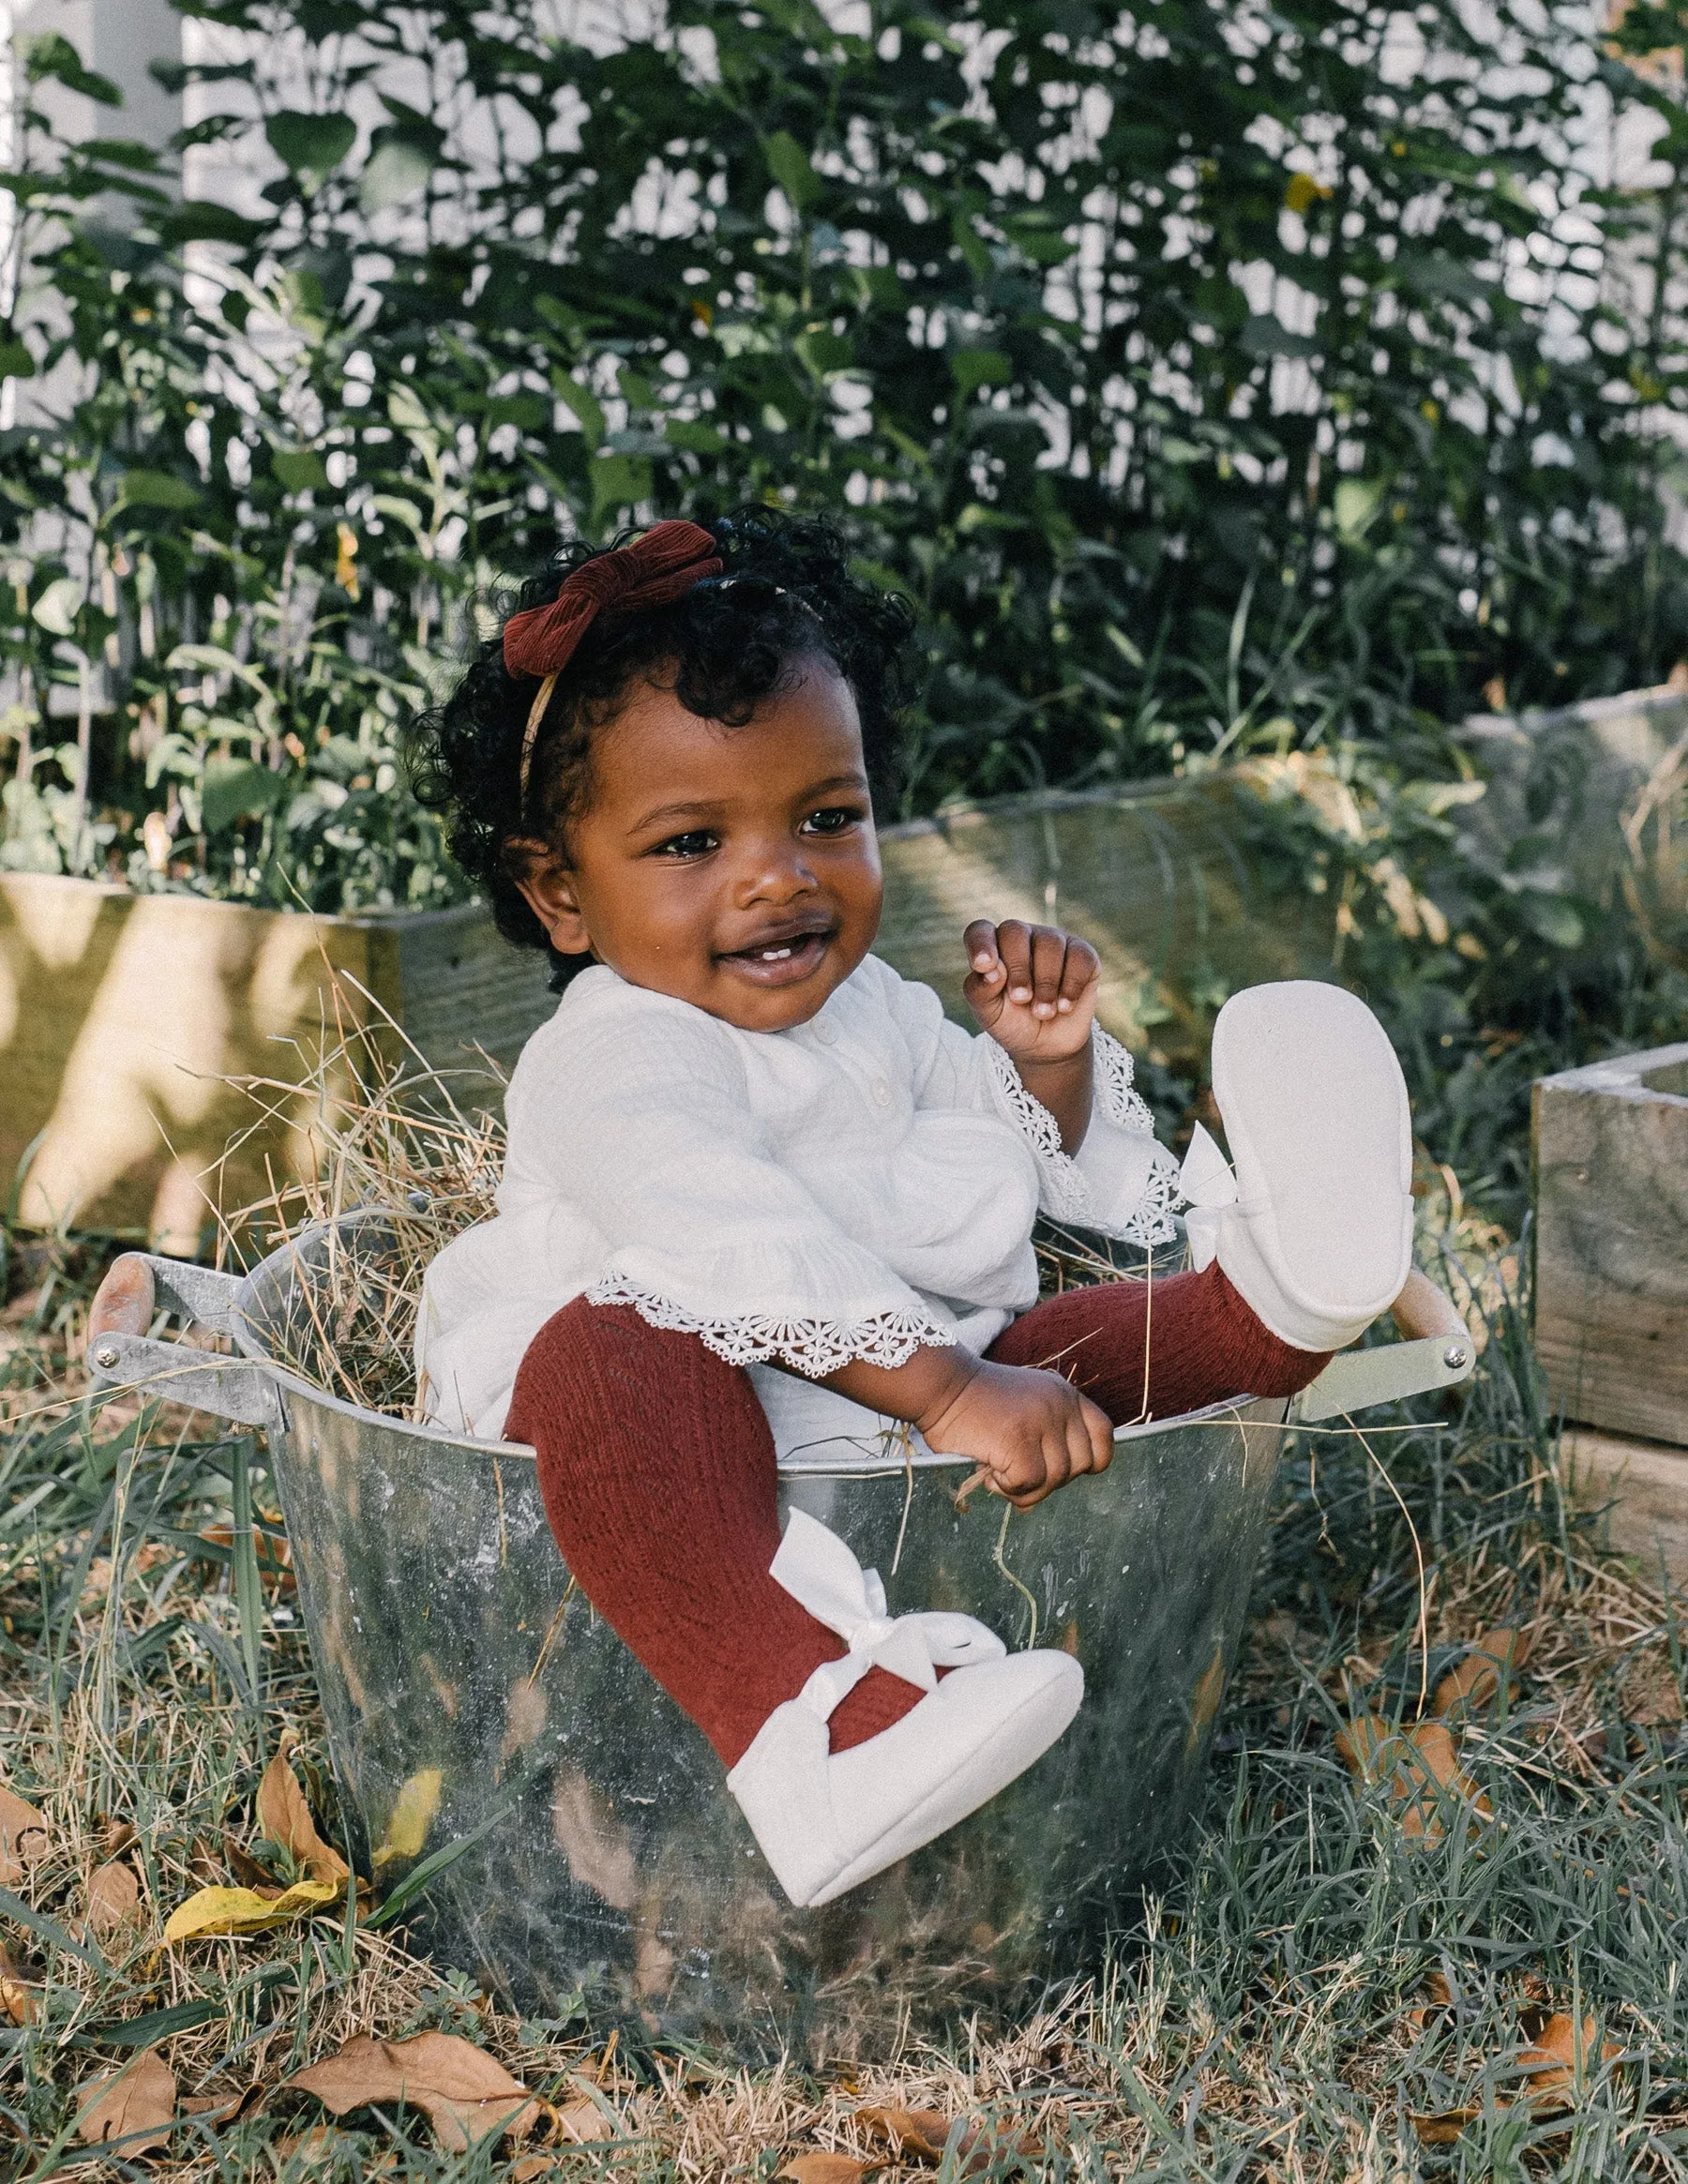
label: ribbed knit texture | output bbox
[509,1268,1327,1770]
[985,1261,1330,1414]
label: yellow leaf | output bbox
[1,1978,38,2026]
[371,1769,443,1867]
[165,1876,339,1941]
[1284,171,1332,213]
[256,1750,350,1886]
[335,522,360,599]
[76,2049,176,2154]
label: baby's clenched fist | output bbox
[963,918,1100,1064]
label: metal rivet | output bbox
[1443,1343,1468,1371]
[94,1343,120,1370]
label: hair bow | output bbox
[505,520,724,806]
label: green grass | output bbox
[0,1223,1683,2180]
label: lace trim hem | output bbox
[583,1273,955,1379]
[985,1029,1182,1246]
[1091,1023,1158,1136]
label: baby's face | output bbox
[518,655,883,1032]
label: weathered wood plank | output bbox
[1532,1043,1688,1447]
[1564,1426,1688,1584]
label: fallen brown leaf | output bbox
[1,1977,38,2026]
[181,2084,264,2128]
[857,2108,951,2161]
[85,1859,141,1936]
[1335,1714,1492,1839]
[99,1818,137,1860]
[1515,2012,1621,2110]
[779,2157,871,2184]
[76,2049,177,2156]
[1433,1627,1532,1718]
[200,1520,295,1592]
[222,1832,281,1890]
[256,1751,350,1887]
[1409,2108,1477,2146]
[1406,1966,1454,2032]
[551,2095,614,2145]
[510,2159,554,2183]
[285,2029,538,2152]
[0,1784,48,1886]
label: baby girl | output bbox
[410,514,1414,1907]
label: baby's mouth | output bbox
[717,923,836,986]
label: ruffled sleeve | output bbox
[505,975,957,1378]
[982,1023,1182,1247]
[871,961,1181,1248]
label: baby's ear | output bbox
[513,851,591,956]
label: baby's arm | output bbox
[821,1346,1113,1510]
[962,918,1099,1152]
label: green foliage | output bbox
[0,0,1685,1209]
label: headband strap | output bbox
[507,520,723,808]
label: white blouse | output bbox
[415,953,1181,1461]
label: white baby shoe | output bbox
[1178,980,1413,1353]
[727,1510,1083,1907]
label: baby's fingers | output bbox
[964,918,1004,986]
[1057,935,1101,1016]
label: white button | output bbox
[813,1017,838,1046]
[872,1077,891,1106]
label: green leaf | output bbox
[589,450,651,525]
[158,201,264,249]
[951,349,1011,399]
[664,418,725,455]
[115,469,202,511]
[265,110,357,184]
[24,31,121,104]
[0,335,35,381]
[796,328,854,377]
[75,1998,223,2047]
[271,448,330,492]
[202,759,289,835]
[359,138,432,215]
[366,1801,515,1930]
[764,129,820,209]
[0,1884,106,1969]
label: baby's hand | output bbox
[964,918,1099,1064]
[916,1357,1113,1510]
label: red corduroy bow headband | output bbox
[505,520,723,806]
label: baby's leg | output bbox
[986,1261,1328,1426]
[507,1298,922,1767]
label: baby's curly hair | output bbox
[405,509,916,983]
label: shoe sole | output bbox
[1213,981,1411,1327]
[806,1654,1084,1905]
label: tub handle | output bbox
[1292,1272,1476,1424]
[86,1254,282,1433]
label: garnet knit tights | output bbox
[506,1265,1328,1771]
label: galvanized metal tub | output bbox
[88,1218,1471,2054]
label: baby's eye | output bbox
[800,806,865,836]
[651,829,718,859]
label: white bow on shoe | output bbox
[770,1509,1004,1718]
[1176,1121,1238,1276]
[728,1511,1083,1908]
